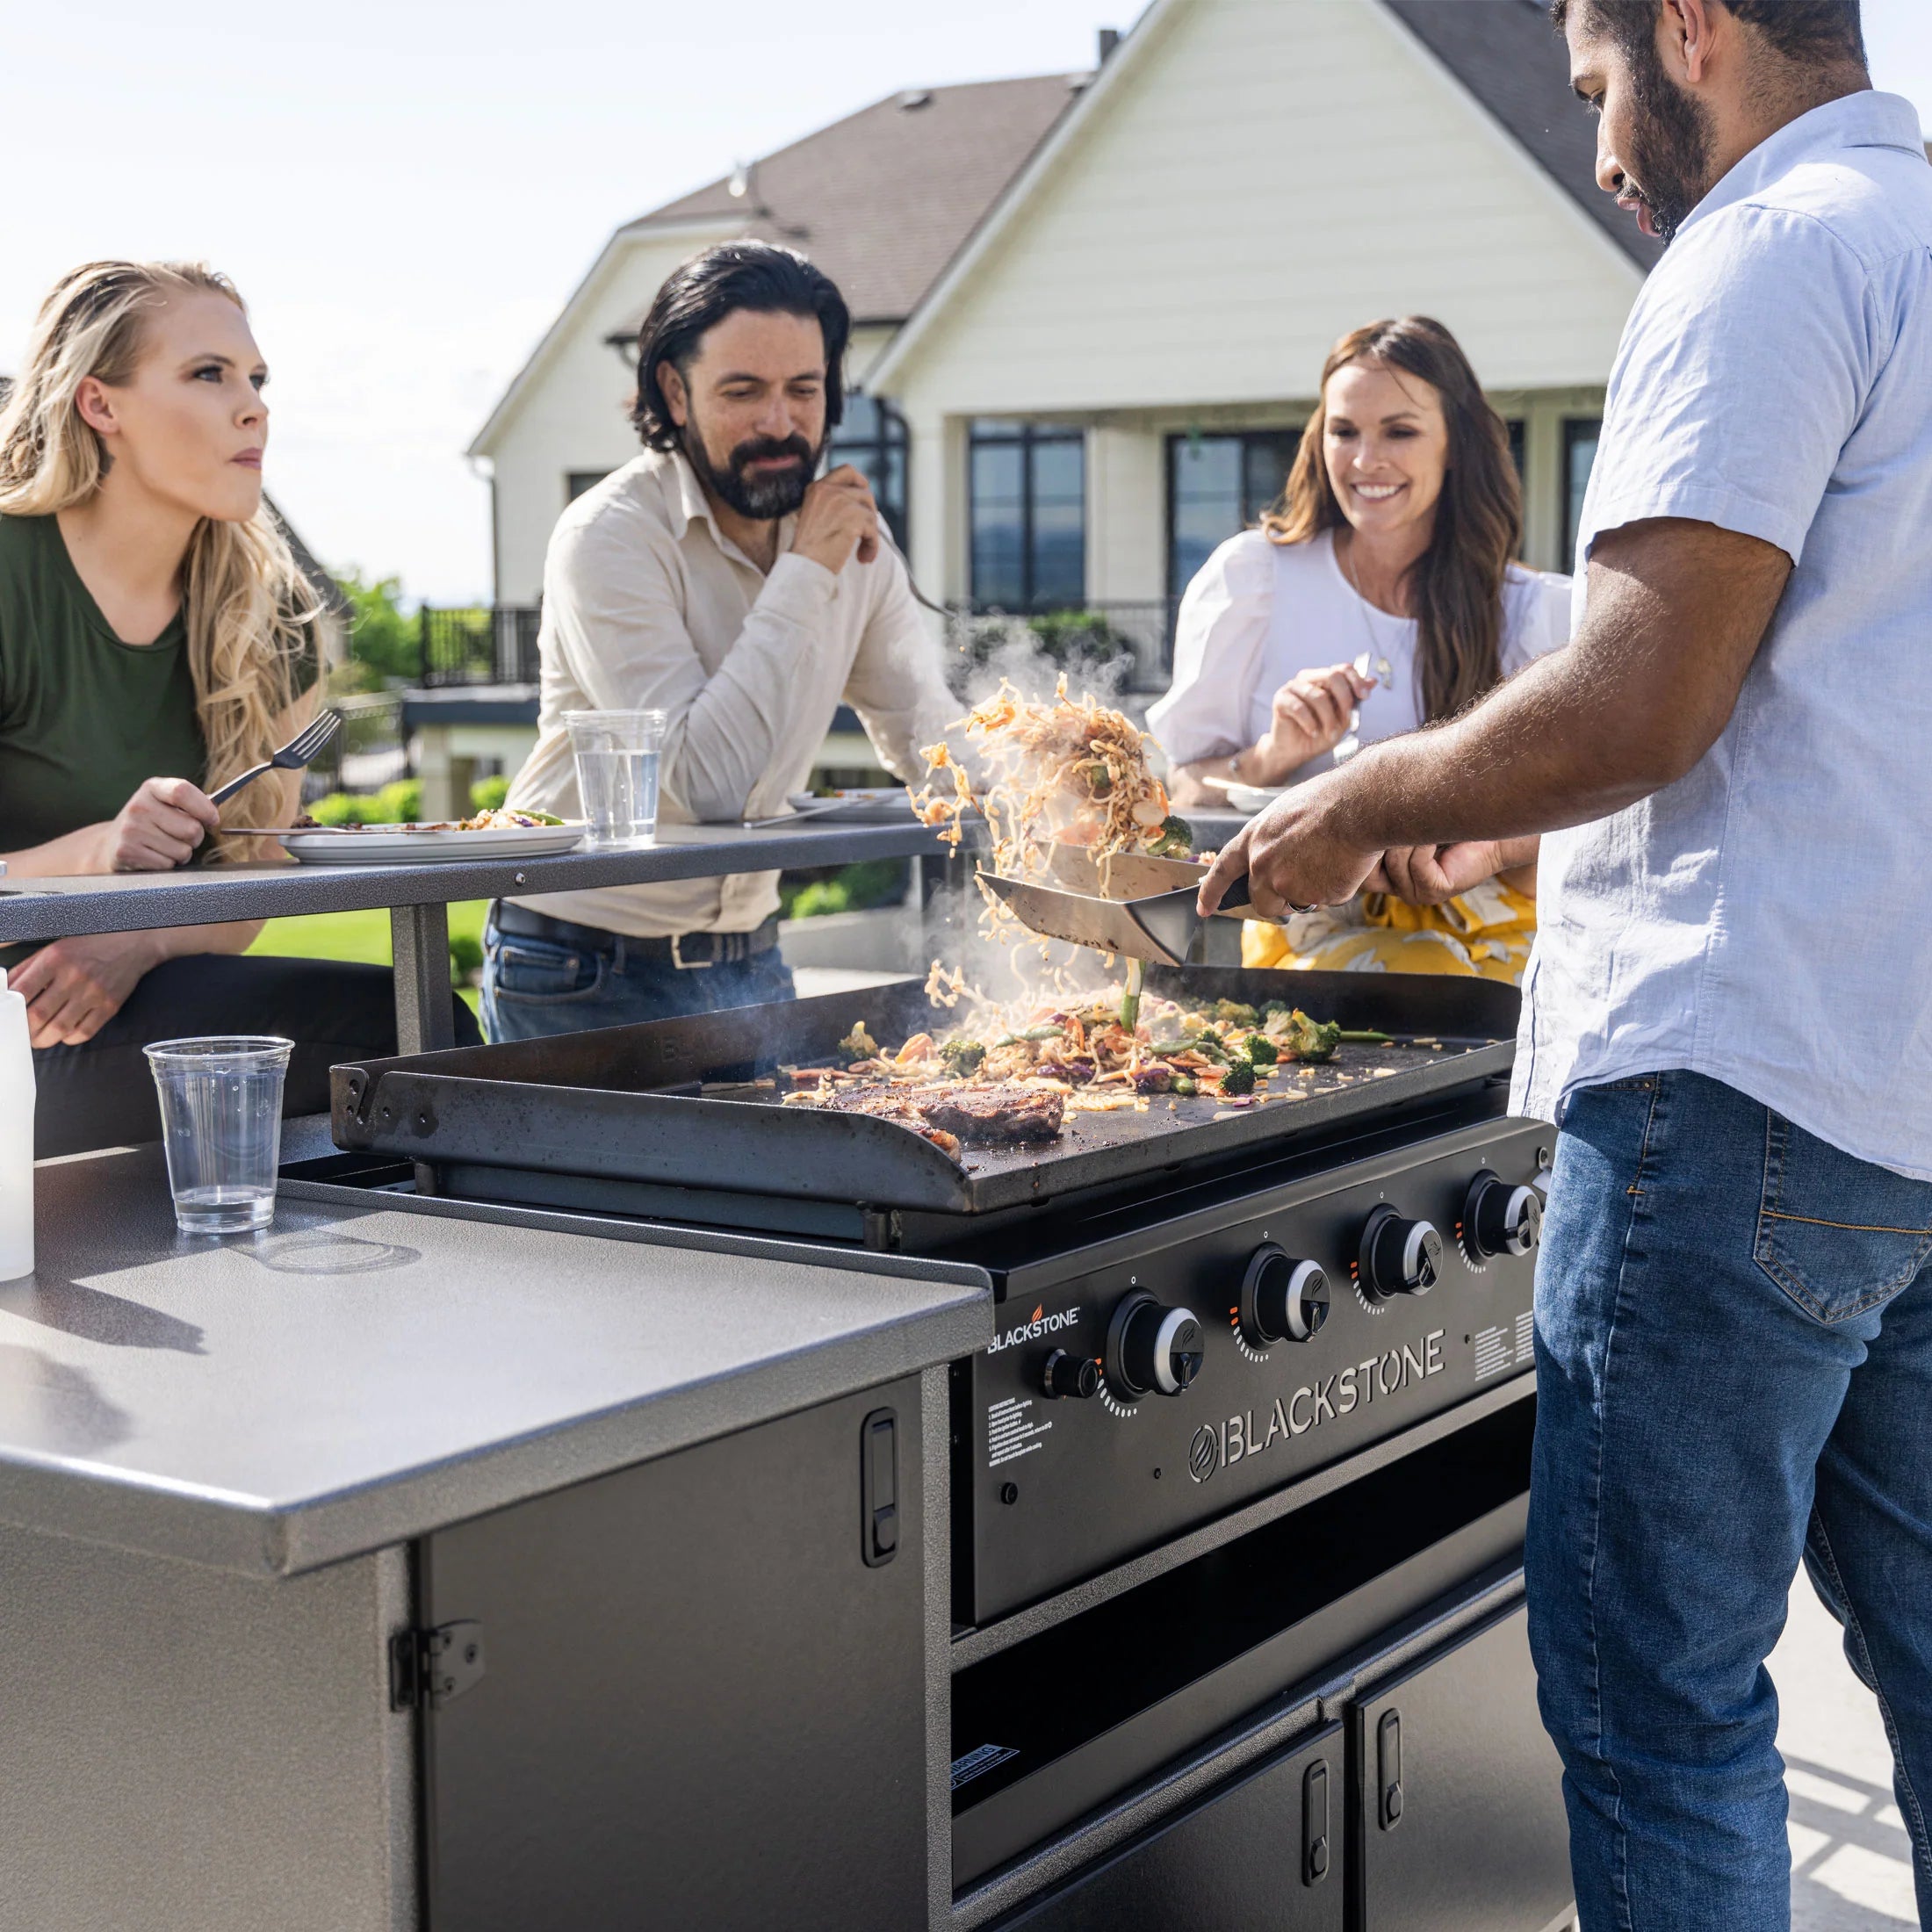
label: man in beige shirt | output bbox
[483,242,956,1041]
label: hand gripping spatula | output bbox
[977,869,1255,968]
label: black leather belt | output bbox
[491,900,782,970]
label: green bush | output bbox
[469,775,511,812]
[448,933,484,984]
[778,858,908,920]
[958,608,1137,674]
[306,779,423,826]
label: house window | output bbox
[830,392,910,551]
[566,471,612,502]
[1562,419,1602,568]
[1166,430,1301,596]
[1506,419,1526,480]
[970,422,1086,609]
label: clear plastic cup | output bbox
[566,709,666,849]
[143,1036,293,1236]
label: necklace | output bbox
[1336,532,1396,691]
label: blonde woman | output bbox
[0,260,477,1155]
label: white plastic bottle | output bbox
[0,966,34,1279]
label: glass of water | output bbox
[144,1036,293,1236]
[565,709,666,848]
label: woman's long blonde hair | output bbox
[1263,316,1522,723]
[0,261,321,850]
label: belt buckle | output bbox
[670,933,715,970]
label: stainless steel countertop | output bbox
[0,1138,991,1578]
[0,820,953,941]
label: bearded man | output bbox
[484,242,955,1038]
[1199,2,1932,1924]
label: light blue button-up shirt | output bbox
[1515,91,1932,1178]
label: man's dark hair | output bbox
[1549,0,1864,67]
[629,242,850,451]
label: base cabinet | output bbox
[417,1377,927,1931]
[992,1727,1345,1931]
[1352,1604,1571,1931]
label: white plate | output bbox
[1198,775,1288,814]
[782,788,918,824]
[278,824,587,865]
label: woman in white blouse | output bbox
[1149,316,1570,981]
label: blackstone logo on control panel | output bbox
[1190,1329,1446,1481]
[986,1304,1085,1355]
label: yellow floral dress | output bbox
[1241,877,1538,985]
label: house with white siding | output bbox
[471,0,1655,677]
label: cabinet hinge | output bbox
[389,1619,486,1712]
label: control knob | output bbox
[1239,1244,1330,1348]
[1358,1205,1443,1303]
[1107,1291,1205,1400]
[1042,1348,1100,1400]
[1462,1171,1542,1261]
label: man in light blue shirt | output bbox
[1200,1,1932,1922]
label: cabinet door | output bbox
[421,1377,926,1932]
[1352,1603,1572,1932]
[994,1726,1344,1932]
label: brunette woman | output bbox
[1150,316,1569,981]
[0,260,476,1155]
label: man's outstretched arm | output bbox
[1198,517,1794,916]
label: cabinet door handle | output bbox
[1302,1757,1330,1884]
[1378,1709,1403,1830]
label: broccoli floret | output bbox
[1245,1034,1280,1067]
[835,1022,882,1066]
[1220,1059,1258,1096]
[1144,814,1193,857]
[1282,1011,1344,1063]
[939,1038,986,1076]
[1212,1000,1260,1028]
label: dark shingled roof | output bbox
[624,74,1087,324]
[1379,0,1663,273]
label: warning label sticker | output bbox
[951,1742,1020,1791]
[986,1395,1052,1468]
[1474,1311,1537,1381]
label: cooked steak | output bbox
[797,1082,964,1157]
[915,1084,1065,1144]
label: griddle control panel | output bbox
[965,1117,1548,1626]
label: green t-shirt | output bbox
[0,511,314,851]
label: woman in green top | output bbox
[0,260,477,1155]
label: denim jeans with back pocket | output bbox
[1528,1068,1932,1929]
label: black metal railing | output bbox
[305,690,409,799]
[406,598,1183,695]
[418,604,542,687]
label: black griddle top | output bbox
[330,968,1517,1225]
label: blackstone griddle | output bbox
[329,966,1517,1242]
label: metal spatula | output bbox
[978,870,1253,967]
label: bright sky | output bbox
[4,0,1928,604]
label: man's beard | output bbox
[683,425,821,520]
[1618,31,1717,245]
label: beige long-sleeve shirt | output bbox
[505,449,957,938]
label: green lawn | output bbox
[249,901,489,1013]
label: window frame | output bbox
[1561,417,1603,570]
[968,420,1088,612]
[829,393,912,551]
[1164,429,1303,599]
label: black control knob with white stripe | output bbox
[1107,1291,1205,1400]
[1359,1205,1443,1303]
[1240,1244,1330,1348]
[1462,1171,1542,1261]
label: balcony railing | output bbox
[418,604,544,688]
[404,600,1182,696]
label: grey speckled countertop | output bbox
[0,1143,990,1578]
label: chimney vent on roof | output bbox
[898,89,933,112]
[727,161,752,199]
[1098,26,1121,61]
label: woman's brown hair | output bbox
[1263,316,1522,723]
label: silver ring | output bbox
[1287,899,1318,915]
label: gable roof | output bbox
[1378,0,1662,272]
[624,75,1088,326]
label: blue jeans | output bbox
[479,909,795,1042]
[1529,1069,1932,1929]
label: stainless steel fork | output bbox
[208,710,342,807]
